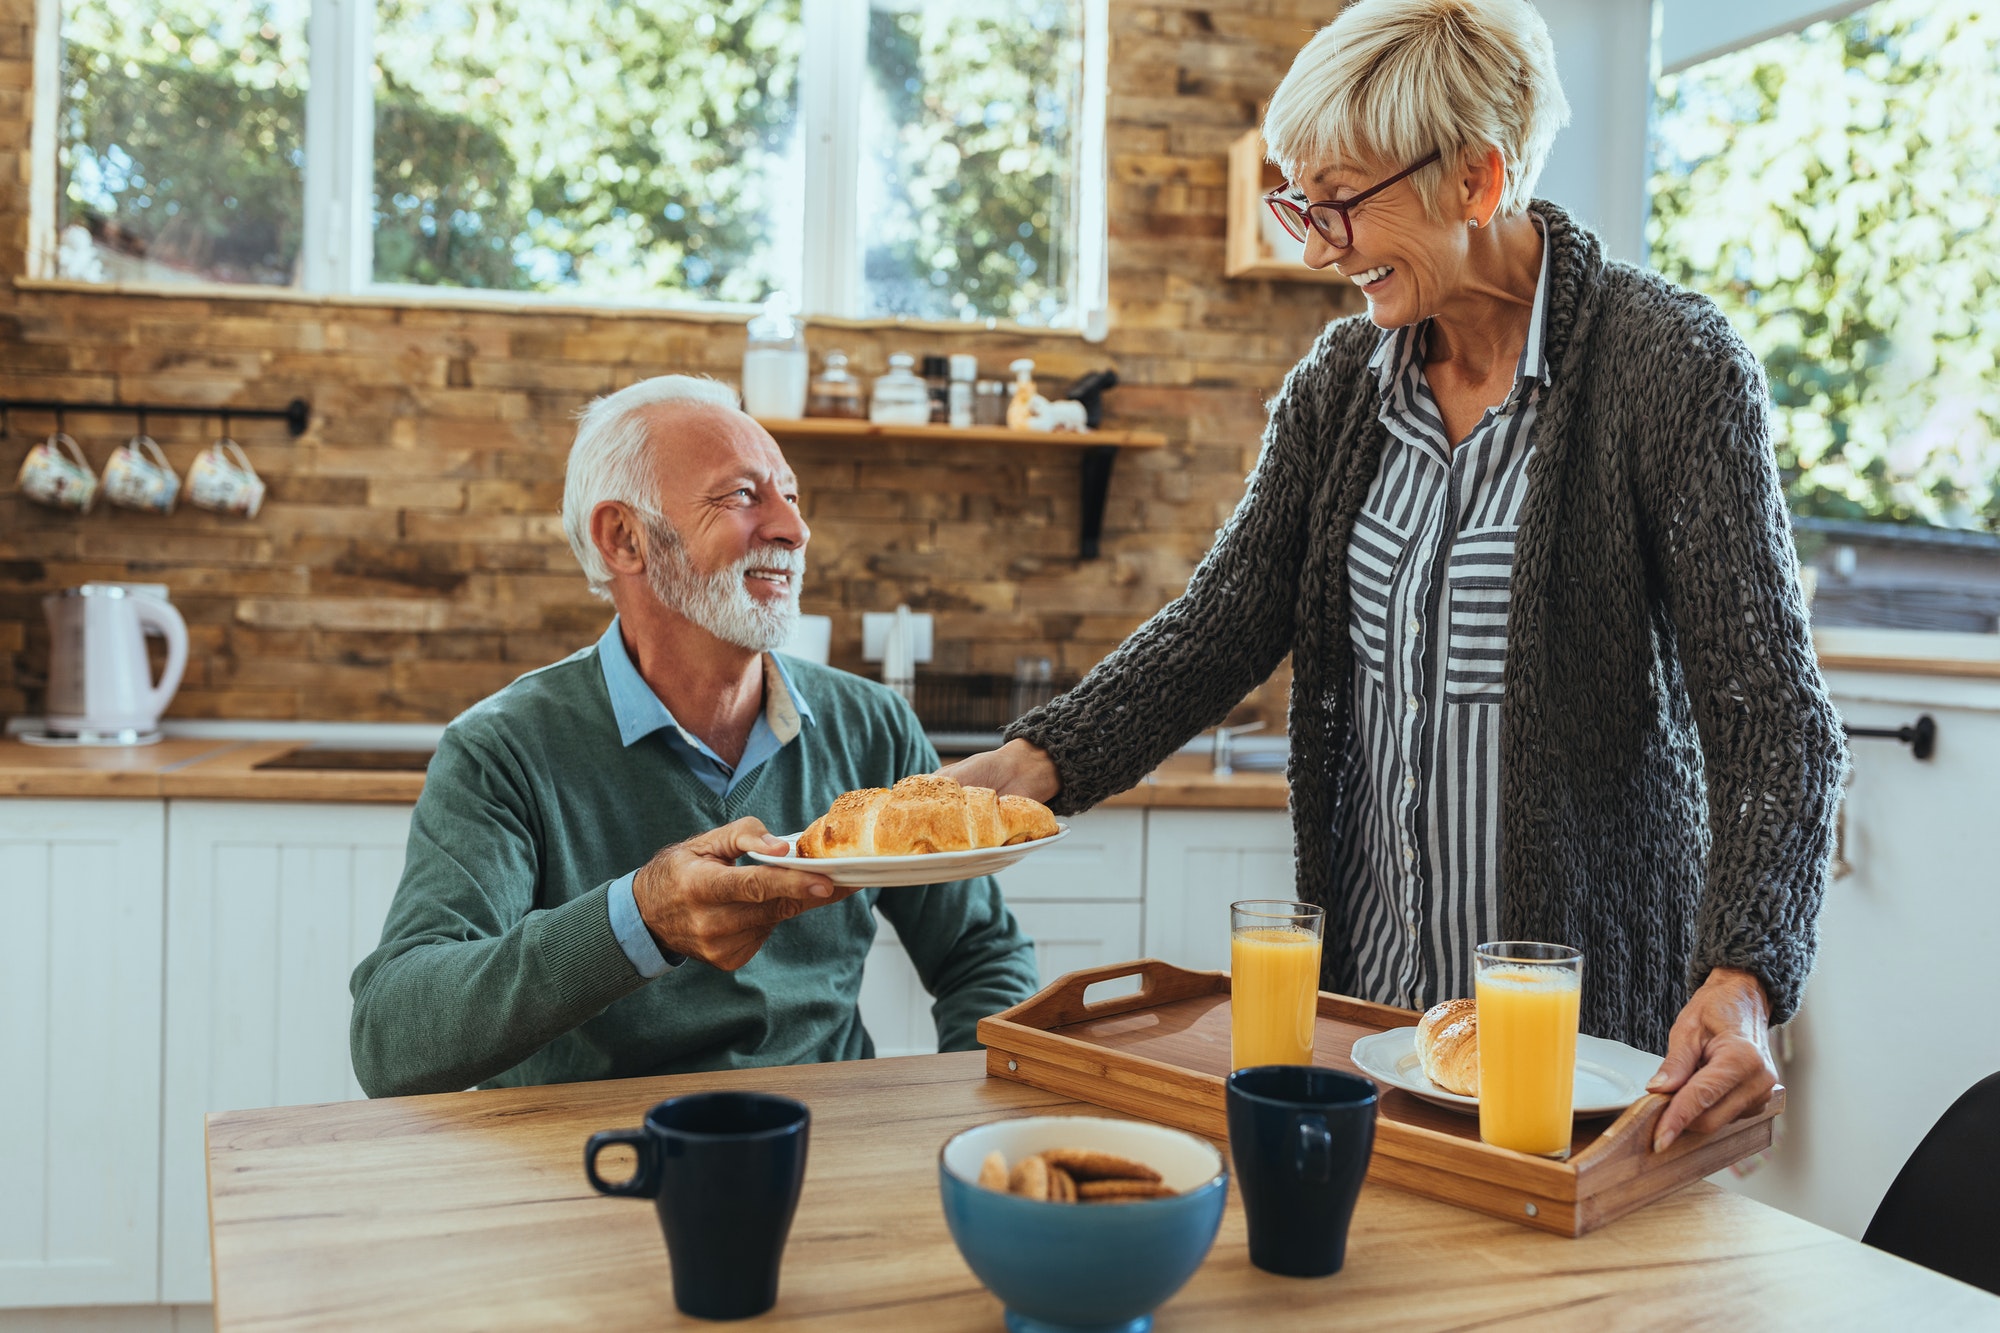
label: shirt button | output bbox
[1401,846,1415,863]
[1406,694,1419,713]
[1407,617,1421,634]
[1403,775,1416,792]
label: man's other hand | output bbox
[633,818,853,971]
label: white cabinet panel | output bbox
[859,900,1145,1058]
[159,802,411,1303]
[1142,810,1295,973]
[0,800,165,1307]
[994,809,1145,901]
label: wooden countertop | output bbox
[0,740,1289,809]
[205,1051,1997,1331]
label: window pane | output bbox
[372,0,802,302]
[57,0,308,285]
[860,0,1084,325]
[1649,0,2000,531]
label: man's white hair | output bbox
[1262,0,1570,221]
[561,374,741,597]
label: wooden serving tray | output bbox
[976,959,1783,1236]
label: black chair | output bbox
[1862,1071,2000,1296]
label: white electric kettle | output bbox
[42,584,189,743]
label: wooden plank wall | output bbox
[0,0,1357,724]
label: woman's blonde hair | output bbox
[1262,0,1570,220]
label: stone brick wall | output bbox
[0,0,1356,728]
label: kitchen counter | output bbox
[0,739,1292,809]
[204,1050,1997,1331]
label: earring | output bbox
[1467,218,1479,229]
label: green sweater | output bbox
[349,648,1039,1097]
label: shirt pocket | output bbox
[1346,508,1411,686]
[1444,528,1516,705]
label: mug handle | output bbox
[584,1128,658,1198]
[1294,1113,1333,1184]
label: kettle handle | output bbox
[129,594,189,720]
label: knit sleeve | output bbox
[1004,325,1353,814]
[1634,303,1848,1024]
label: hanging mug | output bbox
[16,432,98,512]
[186,438,266,518]
[101,434,182,514]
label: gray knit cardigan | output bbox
[1008,201,1847,1055]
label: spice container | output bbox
[948,354,978,429]
[921,355,951,424]
[973,380,1008,427]
[807,350,866,419]
[870,353,932,426]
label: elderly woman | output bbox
[947,0,1845,1153]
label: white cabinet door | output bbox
[858,810,1151,1058]
[159,802,412,1303]
[0,799,165,1307]
[1143,810,1296,973]
[995,809,1145,901]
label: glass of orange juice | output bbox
[1230,900,1325,1070]
[1474,942,1583,1158]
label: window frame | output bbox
[27,0,1111,339]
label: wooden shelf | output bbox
[754,417,1165,449]
[1225,129,1353,287]
[756,416,1164,559]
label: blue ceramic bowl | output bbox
[938,1115,1228,1333]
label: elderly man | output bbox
[350,375,1038,1097]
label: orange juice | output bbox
[1231,927,1323,1068]
[1475,965,1581,1156]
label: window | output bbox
[1648,0,2000,531]
[46,0,1106,328]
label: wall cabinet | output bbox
[0,800,166,1308]
[1142,809,1295,973]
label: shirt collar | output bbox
[1368,211,1555,403]
[595,616,814,750]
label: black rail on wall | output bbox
[0,397,311,437]
[1844,715,1936,761]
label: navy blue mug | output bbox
[1225,1066,1378,1278]
[585,1092,810,1320]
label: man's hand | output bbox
[632,818,854,971]
[935,738,1061,802]
[1647,967,1781,1153]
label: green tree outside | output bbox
[1649,0,2000,532]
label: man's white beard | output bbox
[643,518,803,653]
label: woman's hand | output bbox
[936,738,1062,803]
[1646,967,1781,1153]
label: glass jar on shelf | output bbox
[870,353,932,427]
[741,295,808,419]
[806,350,866,419]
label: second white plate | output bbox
[1348,1026,1662,1118]
[745,823,1071,887]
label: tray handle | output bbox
[987,958,1226,1030]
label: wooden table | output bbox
[206,1052,1998,1331]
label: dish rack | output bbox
[913,672,1074,734]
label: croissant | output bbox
[796,775,1059,858]
[1414,997,1479,1097]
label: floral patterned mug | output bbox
[16,433,98,512]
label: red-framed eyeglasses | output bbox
[1264,151,1443,250]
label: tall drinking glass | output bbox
[1474,942,1583,1158]
[1230,900,1326,1070]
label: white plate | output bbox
[1348,1026,1662,1119]
[745,822,1071,887]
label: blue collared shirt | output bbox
[599,617,816,977]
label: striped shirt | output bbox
[1335,217,1552,1011]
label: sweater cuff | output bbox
[533,884,657,1015]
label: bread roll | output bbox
[796,775,1059,858]
[1414,997,1479,1097]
